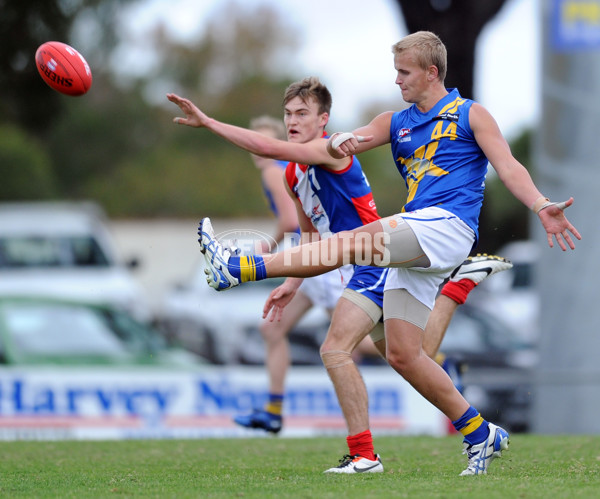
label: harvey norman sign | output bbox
[0,366,446,440]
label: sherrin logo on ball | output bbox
[35,41,92,96]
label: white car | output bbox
[158,261,331,364]
[0,201,150,321]
[470,240,541,344]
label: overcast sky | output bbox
[123,0,539,139]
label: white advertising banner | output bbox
[0,366,447,440]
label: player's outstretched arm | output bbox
[168,93,342,166]
[470,103,581,250]
[167,92,280,157]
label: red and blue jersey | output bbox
[285,136,385,309]
[390,88,488,241]
[285,147,379,237]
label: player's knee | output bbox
[385,347,413,374]
[320,348,353,370]
[259,320,287,343]
[387,346,421,375]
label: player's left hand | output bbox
[167,93,209,128]
[538,197,582,250]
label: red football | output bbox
[35,41,92,96]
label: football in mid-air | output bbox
[35,41,92,96]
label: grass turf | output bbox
[0,435,599,498]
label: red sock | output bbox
[347,430,375,461]
[440,279,476,305]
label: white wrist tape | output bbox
[532,196,568,214]
[330,132,365,149]
[538,200,568,213]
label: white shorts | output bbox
[383,207,475,310]
[299,264,354,310]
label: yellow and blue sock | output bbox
[452,406,489,445]
[264,393,284,416]
[228,255,267,282]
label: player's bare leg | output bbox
[321,297,384,474]
[233,291,314,434]
[261,292,313,394]
[320,298,376,435]
[422,295,458,358]
[264,221,386,276]
[384,317,469,421]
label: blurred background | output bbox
[0,0,597,438]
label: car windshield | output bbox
[0,236,110,268]
[1,303,130,358]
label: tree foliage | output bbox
[0,0,301,217]
[0,124,58,200]
[0,0,530,247]
[0,0,134,134]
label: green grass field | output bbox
[1,435,599,498]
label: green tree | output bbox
[59,1,301,217]
[0,0,71,133]
[0,125,57,199]
[0,0,134,134]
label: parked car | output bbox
[0,201,150,321]
[158,262,331,364]
[159,258,535,431]
[470,240,541,344]
[0,296,205,366]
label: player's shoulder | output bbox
[375,110,396,122]
[467,101,496,127]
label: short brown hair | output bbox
[283,76,332,116]
[392,31,447,83]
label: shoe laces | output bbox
[462,441,487,473]
[336,454,356,467]
[222,239,242,256]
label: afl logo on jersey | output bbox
[397,128,412,143]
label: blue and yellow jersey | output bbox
[390,88,488,240]
[262,159,290,217]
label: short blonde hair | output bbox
[392,31,447,83]
[249,115,286,140]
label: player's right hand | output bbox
[262,283,297,322]
[167,93,210,128]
